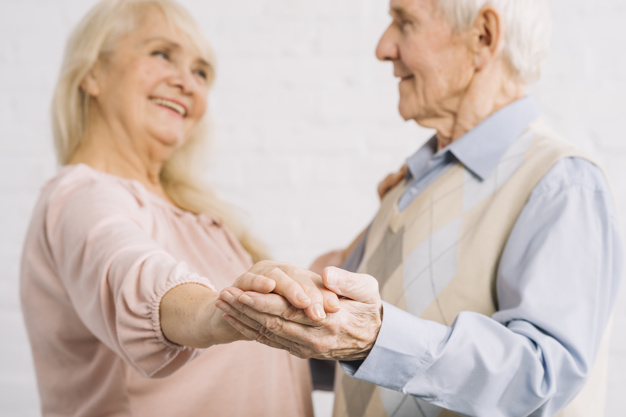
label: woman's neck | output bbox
[69,135,171,203]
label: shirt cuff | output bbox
[341,301,450,392]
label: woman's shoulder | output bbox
[42,164,148,219]
[23,164,154,261]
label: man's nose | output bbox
[375,25,398,62]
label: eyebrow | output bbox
[143,37,211,67]
[390,6,411,19]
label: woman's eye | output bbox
[151,50,170,60]
[194,69,208,80]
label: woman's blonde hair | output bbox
[52,0,269,261]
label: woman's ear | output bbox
[80,61,102,97]
[471,6,503,71]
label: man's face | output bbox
[376,0,475,127]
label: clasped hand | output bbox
[216,261,383,361]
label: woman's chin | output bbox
[152,131,186,149]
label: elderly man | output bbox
[216,0,622,415]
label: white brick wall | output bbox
[0,0,624,416]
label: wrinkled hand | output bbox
[377,164,408,200]
[216,267,383,361]
[230,260,341,322]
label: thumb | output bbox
[322,267,380,304]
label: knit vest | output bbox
[332,119,611,417]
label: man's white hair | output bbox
[437,0,551,83]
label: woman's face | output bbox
[84,9,211,159]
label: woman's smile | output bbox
[149,96,188,118]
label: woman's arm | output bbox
[160,284,247,348]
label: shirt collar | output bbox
[406,96,541,181]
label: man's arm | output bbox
[218,158,622,416]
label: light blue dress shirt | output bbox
[341,97,623,416]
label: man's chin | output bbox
[398,103,435,128]
[397,103,418,122]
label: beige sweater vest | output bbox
[333,120,610,417]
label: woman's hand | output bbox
[216,267,383,361]
[160,261,342,349]
[226,261,341,322]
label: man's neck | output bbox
[432,63,527,152]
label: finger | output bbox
[222,296,336,360]
[238,291,322,326]
[219,295,314,348]
[322,267,380,304]
[263,267,313,310]
[321,288,341,314]
[378,165,408,200]
[217,287,246,304]
[219,287,322,327]
[221,313,263,340]
[232,271,276,294]
[399,164,408,178]
[377,173,395,200]
[217,299,266,331]
[214,307,258,341]
[222,314,308,358]
[264,267,329,321]
[219,292,327,348]
[231,313,303,349]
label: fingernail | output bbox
[313,303,326,320]
[296,292,310,303]
[221,291,234,303]
[326,269,337,287]
[240,294,254,306]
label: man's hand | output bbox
[216,267,383,361]
[230,260,341,322]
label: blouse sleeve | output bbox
[44,178,215,378]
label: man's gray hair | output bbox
[437,0,551,83]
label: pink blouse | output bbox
[20,164,313,417]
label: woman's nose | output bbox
[169,65,196,95]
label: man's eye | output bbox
[151,50,170,60]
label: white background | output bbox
[1,0,625,416]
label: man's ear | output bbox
[80,61,102,97]
[471,6,503,71]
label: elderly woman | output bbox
[19,0,339,415]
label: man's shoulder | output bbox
[532,157,610,196]
[527,119,590,158]
[525,119,609,194]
